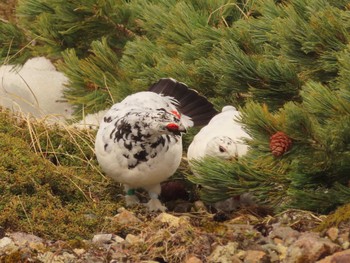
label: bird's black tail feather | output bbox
[149,78,218,126]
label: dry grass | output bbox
[0,0,17,22]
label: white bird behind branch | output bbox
[187,105,251,162]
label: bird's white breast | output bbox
[95,91,185,188]
[187,106,251,160]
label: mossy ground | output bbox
[315,203,350,232]
[0,108,125,240]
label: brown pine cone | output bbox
[270,131,292,157]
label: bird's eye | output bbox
[219,146,226,153]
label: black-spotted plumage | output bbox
[95,78,217,211]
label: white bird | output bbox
[187,105,253,212]
[95,78,217,211]
[0,57,73,122]
[187,105,251,162]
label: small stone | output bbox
[185,255,203,263]
[117,207,126,213]
[113,210,141,225]
[112,235,125,244]
[244,250,268,263]
[125,234,142,245]
[326,227,339,241]
[92,233,113,244]
[286,232,340,263]
[73,248,86,256]
[8,232,43,246]
[209,242,240,263]
[316,248,350,263]
[268,225,300,246]
[156,212,180,228]
[0,237,14,249]
[342,241,350,250]
[0,237,18,255]
[7,232,45,252]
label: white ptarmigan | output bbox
[95,78,217,211]
[187,105,253,212]
[187,105,251,162]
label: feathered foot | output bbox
[145,198,167,212]
[144,184,167,212]
[125,194,140,207]
[124,185,140,207]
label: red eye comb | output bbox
[171,110,181,119]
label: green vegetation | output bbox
[0,109,125,240]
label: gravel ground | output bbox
[1,204,350,263]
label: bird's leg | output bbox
[145,184,167,212]
[124,185,140,207]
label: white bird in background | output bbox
[187,105,251,162]
[187,105,254,212]
[0,57,73,122]
[95,78,217,211]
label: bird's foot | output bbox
[145,198,167,212]
[125,194,140,207]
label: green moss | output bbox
[315,203,350,231]
[0,109,127,240]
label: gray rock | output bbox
[268,225,300,246]
[285,232,340,263]
[92,234,113,244]
[113,209,141,225]
[316,248,350,263]
[0,237,18,255]
[0,237,14,249]
[209,242,241,263]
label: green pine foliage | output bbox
[0,21,31,64]
[1,0,350,110]
[56,0,350,114]
[57,38,131,114]
[191,77,350,213]
[15,0,136,58]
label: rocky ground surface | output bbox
[1,203,350,263]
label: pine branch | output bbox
[16,0,136,58]
[188,156,291,209]
[57,38,129,116]
[0,21,32,64]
